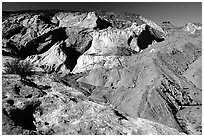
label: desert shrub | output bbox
[3,59,35,77]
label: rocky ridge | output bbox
[2,10,202,135]
[184,22,202,34]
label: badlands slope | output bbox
[2,10,202,135]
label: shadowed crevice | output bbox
[5,101,41,130]
[96,18,112,30]
[137,26,164,50]
[20,27,68,58]
[61,42,82,72]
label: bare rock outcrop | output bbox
[2,10,165,73]
[26,41,68,73]
[72,22,165,73]
[2,10,201,135]
[2,73,185,135]
[139,16,166,38]
[54,12,98,29]
[184,23,202,34]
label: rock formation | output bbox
[2,10,202,135]
[184,23,202,34]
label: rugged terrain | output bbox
[2,10,202,135]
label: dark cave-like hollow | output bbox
[96,18,112,30]
[137,26,164,50]
[7,101,41,130]
[61,42,82,72]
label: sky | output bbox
[2,2,202,26]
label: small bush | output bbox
[3,59,35,77]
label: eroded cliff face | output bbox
[2,10,165,73]
[2,10,201,135]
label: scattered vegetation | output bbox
[3,59,35,77]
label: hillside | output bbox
[2,10,202,135]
